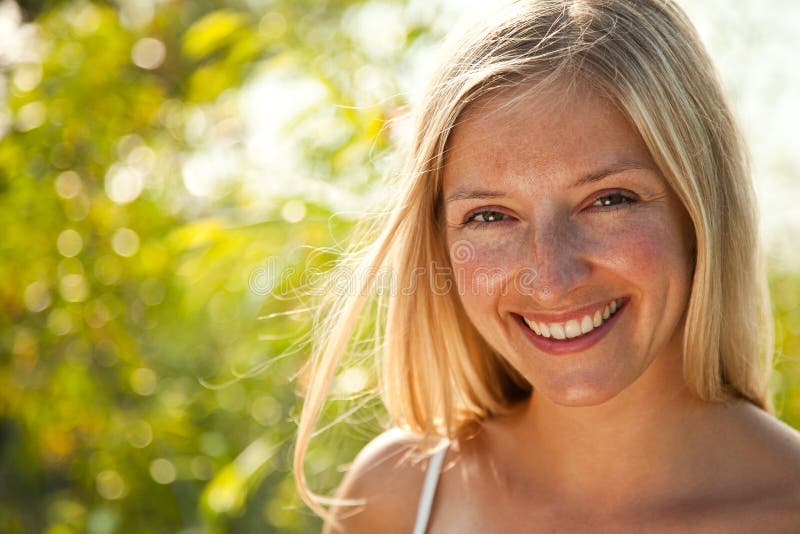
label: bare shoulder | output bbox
[324,428,435,534]
[729,402,800,466]
[720,402,800,519]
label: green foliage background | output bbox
[0,0,797,532]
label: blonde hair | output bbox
[294,0,774,518]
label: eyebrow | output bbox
[444,161,654,203]
[571,160,654,188]
[444,189,509,203]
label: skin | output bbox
[326,85,800,533]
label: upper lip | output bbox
[516,297,626,324]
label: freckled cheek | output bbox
[590,221,691,282]
[448,233,528,296]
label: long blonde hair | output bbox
[294,0,774,517]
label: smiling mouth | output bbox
[520,298,626,341]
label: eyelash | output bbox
[462,209,511,228]
[461,190,638,227]
[591,190,638,209]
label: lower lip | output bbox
[514,299,628,356]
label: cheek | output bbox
[447,234,524,356]
[590,216,693,299]
[639,221,690,272]
[596,224,661,269]
[449,233,528,297]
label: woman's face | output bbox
[442,85,695,407]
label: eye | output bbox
[591,191,637,209]
[464,209,510,225]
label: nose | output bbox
[515,217,592,307]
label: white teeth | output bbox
[523,299,624,341]
[550,323,566,340]
[540,323,551,337]
[564,319,581,338]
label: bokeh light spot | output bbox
[12,62,42,92]
[47,308,74,336]
[105,164,144,204]
[65,195,90,221]
[84,299,112,329]
[149,458,176,484]
[55,170,83,199]
[59,273,89,303]
[15,101,46,131]
[180,147,236,198]
[333,367,368,396]
[281,200,306,223]
[184,109,207,145]
[72,3,101,36]
[96,470,127,500]
[259,12,286,38]
[132,37,166,70]
[130,367,158,396]
[119,0,154,29]
[126,420,153,448]
[24,281,51,312]
[86,507,119,534]
[57,229,84,257]
[112,228,140,257]
[127,145,156,174]
[12,328,38,371]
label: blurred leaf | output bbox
[201,437,277,519]
[182,10,248,61]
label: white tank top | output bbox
[412,442,449,534]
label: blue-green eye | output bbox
[592,191,637,208]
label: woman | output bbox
[295,0,800,531]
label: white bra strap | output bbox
[412,442,448,534]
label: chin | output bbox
[534,375,629,408]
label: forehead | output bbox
[443,83,656,190]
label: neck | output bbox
[494,348,719,508]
